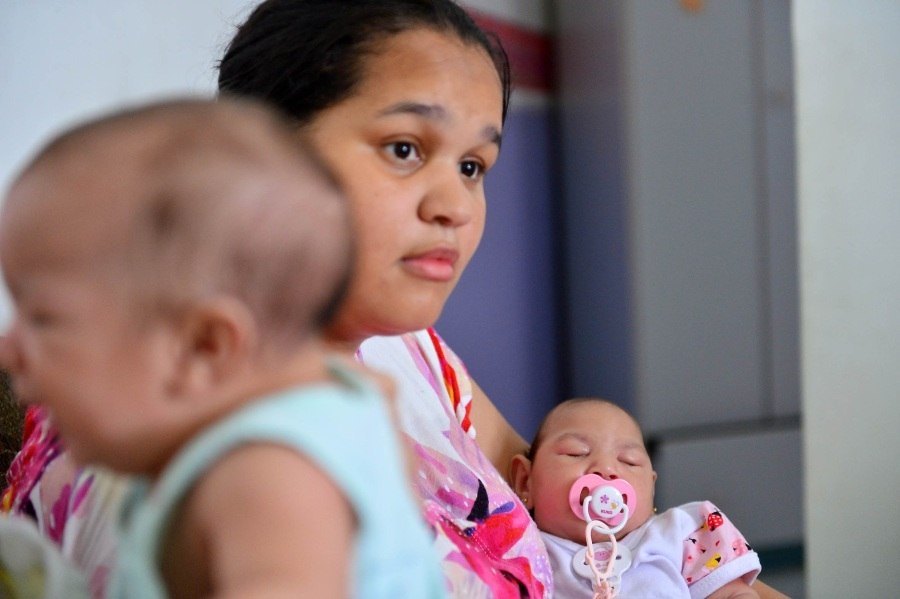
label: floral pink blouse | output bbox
[2,406,130,597]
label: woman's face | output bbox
[304,28,504,344]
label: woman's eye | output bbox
[384,141,421,164]
[459,160,484,181]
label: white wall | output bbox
[794,1,900,596]
[0,1,257,326]
[0,0,550,329]
[0,0,545,195]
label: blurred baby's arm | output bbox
[178,443,355,598]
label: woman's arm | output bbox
[751,579,791,599]
[708,579,759,599]
[468,378,528,484]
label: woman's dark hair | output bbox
[217,0,511,125]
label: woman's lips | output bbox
[402,248,459,282]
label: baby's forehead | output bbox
[3,100,346,285]
[23,120,263,218]
[28,156,152,237]
[3,143,190,276]
[545,401,643,439]
[551,400,629,423]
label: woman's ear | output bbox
[509,453,534,504]
[168,297,258,398]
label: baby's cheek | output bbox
[535,498,575,539]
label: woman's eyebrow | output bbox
[377,101,502,147]
[379,101,448,121]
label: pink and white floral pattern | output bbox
[358,330,552,598]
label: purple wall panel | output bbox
[436,106,560,440]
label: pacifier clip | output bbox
[568,474,636,599]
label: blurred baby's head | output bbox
[33,98,346,338]
[0,98,351,472]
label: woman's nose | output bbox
[418,174,474,228]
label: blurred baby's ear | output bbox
[167,297,258,398]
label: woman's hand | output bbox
[708,579,760,599]
[750,579,791,599]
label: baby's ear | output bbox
[509,453,534,500]
[169,297,258,398]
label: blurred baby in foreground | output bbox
[0,97,444,598]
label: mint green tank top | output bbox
[108,364,446,598]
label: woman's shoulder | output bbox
[357,330,475,434]
[356,330,433,359]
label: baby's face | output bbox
[527,402,657,543]
[0,173,179,473]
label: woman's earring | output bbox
[520,494,528,505]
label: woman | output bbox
[217,3,549,596]
[4,1,787,597]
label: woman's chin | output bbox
[323,312,439,345]
[325,295,448,342]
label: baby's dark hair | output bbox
[22,98,352,348]
[217,0,511,125]
[525,398,645,461]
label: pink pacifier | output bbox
[568,473,636,531]
[569,474,637,597]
